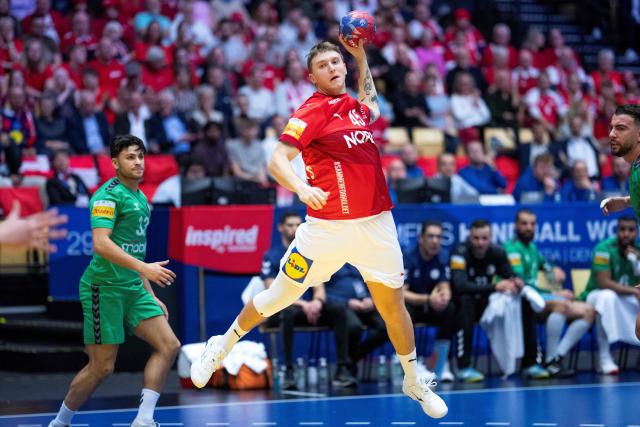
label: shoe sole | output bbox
[403,388,448,419]
[190,360,213,389]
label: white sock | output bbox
[397,348,418,379]
[545,312,566,362]
[596,315,613,362]
[220,317,247,352]
[136,388,160,423]
[52,402,75,426]
[556,319,591,358]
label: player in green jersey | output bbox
[599,104,640,342]
[48,135,179,427]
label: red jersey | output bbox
[279,92,392,220]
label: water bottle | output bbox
[318,357,329,391]
[271,357,280,392]
[378,355,389,384]
[390,354,403,386]
[295,357,306,390]
[307,358,318,388]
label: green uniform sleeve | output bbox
[90,191,119,230]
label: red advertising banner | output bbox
[168,205,275,273]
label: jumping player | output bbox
[191,38,448,418]
[600,104,640,341]
[48,135,180,427]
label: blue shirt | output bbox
[512,167,558,202]
[261,242,311,300]
[560,180,598,202]
[325,264,369,305]
[406,165,425,179]
[458,164,506,194]
[601,176,629,193]
[83,115,104,154]
[403,246,450,295]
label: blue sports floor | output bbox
[2,380,640,427]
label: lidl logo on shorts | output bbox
[283,118,307,140]
[282,248,313,283]
[92,200,116,219]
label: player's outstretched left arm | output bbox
[338,36,380,123]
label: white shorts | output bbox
[279,211,404,289]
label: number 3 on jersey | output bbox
[136,216,149,236]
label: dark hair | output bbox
[421,220,442,234]
[533,152,554,166]
[50,148,69,163]
[110,135,146,158]
[614,104,640,126]
[306,41,343,72]
[471,219,490,229]
[516,208,536,222]
[279,211,302,224]
[618,215,638,225]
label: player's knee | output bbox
[164,337,181,359]
[253,274,305,318]
[90,361,115,379]
[582,305,596,324]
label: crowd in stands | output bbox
[0,0,638,209]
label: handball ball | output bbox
[340,11,376,47]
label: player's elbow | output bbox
[92,235,108,257]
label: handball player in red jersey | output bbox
[191,38,448,418]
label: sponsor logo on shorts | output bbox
[283,117,308,140]
[282,248,313,283]
[92,200,116,219]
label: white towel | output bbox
[177,340,269,380]
[587,289,640,346]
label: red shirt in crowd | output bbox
[279,92,392,220]
[87,58,125,97]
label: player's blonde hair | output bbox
[306,41,343,72]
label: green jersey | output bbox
[630,161,640,216]
[81,178,150,286]
[579,237,640,300]
[503,238,552,293]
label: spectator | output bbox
[22,38,54,95]
[434,152,478,203]
[25,14,61,64]
[408,3,442,41]
[170,0,216,49]
[382,27,417,67]
[601,156,630,195]
[88,37,125,98]
[403,220,455,381]
[191,121,230,177]
[46,67,75,119]
[445,48,487,95]
[141,46,175,92]
[226,118,268,186]
[60,10,97,56]
[134,20,171,66]
[113,90,151,149]
[386,158,407,205]
[274,60,314,119]
[450,73,491,144]
[482,47,511,88]
[263,115,306,182]
[560,160,600,202]
[552,115,601,179]
[325,263,389,376]
[414,27,446,78]
[443,8,485,60]
[68,90,110,154]
[21,0,66,44]
[172,66,197,116]
[523,71,567,134]
[145,89,193,155]
[425,75,458,153]
[512,153,559,203]
[504,209,594,377]
[1,85,36,154]
[102,21,131,64]
[35,91,69,153]
[481,23,518,69]
[521,27,546,68]
[217,18,247,71]
[484,69,518,128]
[0,16,23,70]
[384,43,418,96]
[458,141,506,194]
[623,71,640,104]
[45,149,90,206]
[543,28,578,68]
[546,46,588,92]
[61,44,86,89]
[203,65,235,133]
[401,143,424,179]
[511,49,539,96]
[517,120,552,171]
[579,215,640,375]
[190,85,224,132]
[259,211,355,389]
[589,48,624,95]
[451,219,549,381]
[241,39,281,92]
[134,0,171,35]
[238,66,275,126]
[391,70,430,129]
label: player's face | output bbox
[617,220,638,247]
[515,212,536,244]
[113,146,144,180]
[308,51,347,96]
[469,226,491,257]
[279,216,302,243]
[419,225,442,257]
[609,114,640,158]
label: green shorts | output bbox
[79,280,164,345]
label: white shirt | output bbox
[128,105,151,148]
[567,137,599,178]
[239,85,276,122]
[450,94,491,129]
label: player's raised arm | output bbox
[338,36,380,123]
[268,141,329,210]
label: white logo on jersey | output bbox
[348,109,366,127]
[133,202,140,210]
[343,130,374,149]
[333,113,343,120]
[328,97,343,105]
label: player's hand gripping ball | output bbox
[339,11,376,47]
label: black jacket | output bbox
[450,241,515,295]
[46,173,90,205]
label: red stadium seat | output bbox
[140,155,179,200]
[20,155,52,179]
[96,154,116,184]
[495,156,520,194]
[0,187,43,217]
[69,155,99,191]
